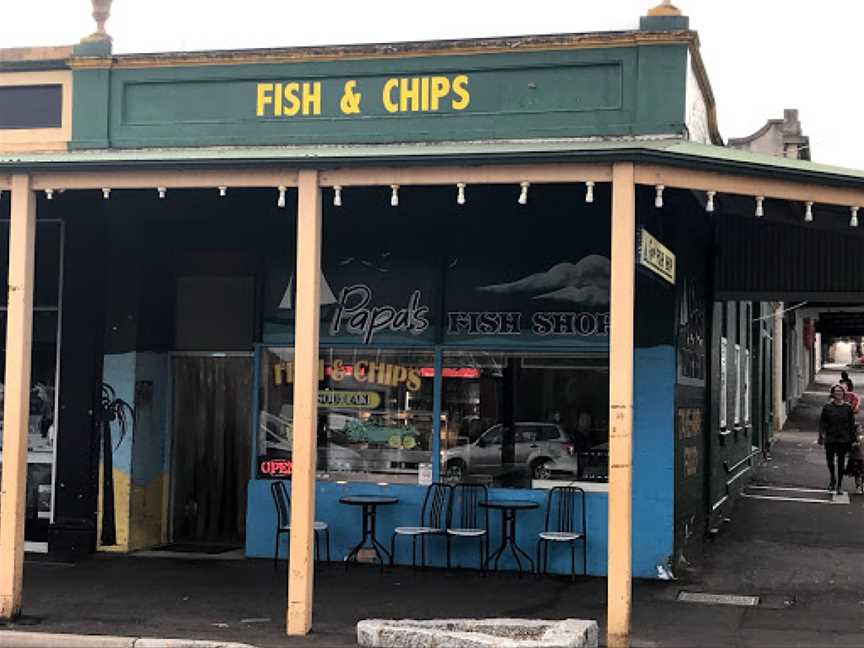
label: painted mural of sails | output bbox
[477,255,610,306]
[278,271,337,310]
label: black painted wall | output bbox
[49,193,107,558]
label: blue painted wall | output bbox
[631,345,675,577]
[244,344,675,578]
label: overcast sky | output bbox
[3,1,859,168]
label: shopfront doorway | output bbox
[169,354,252,547]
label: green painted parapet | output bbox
[70,40,691,150]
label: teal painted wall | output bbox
[71,44,689,149]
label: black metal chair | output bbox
[270,480,330,569]
[390,483,451,568]
[536,486,587,581]
[446,483,489,572]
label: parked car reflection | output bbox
[442,422,580,484]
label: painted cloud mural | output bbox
[477,255,610,306]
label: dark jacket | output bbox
[819,401,856,444]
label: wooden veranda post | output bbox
[607,162,635,648]
[287,170,322,635]
[0,174,37,620]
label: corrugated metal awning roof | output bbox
[2,138,864,189]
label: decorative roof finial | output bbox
[82,0,113,43]
[647,0,683,16]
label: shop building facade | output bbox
[6,7,864,637]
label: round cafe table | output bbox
[339,495,399,571]
[480,499,539,575]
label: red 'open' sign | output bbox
[260,459,293,477]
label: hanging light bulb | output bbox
[585,181,595,203]
[456,183,466,206]
[276,186,286,208]
[390,184,400,207]
[755,196,764,218]
[804,201,814,222]
[851,206,859,228]
[705,191,716,213]
[45,189,54,200]
[101,187,111,200]
[518,181,530,205]
[333,185,343,207]
[218,186,227,197]
[157,187,167,199]
[654,185,665,208]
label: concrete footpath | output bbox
[2,369,863,647]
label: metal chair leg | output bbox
[536,540,542,576]
[274,531,280,571]
[390,533,397,567]
[411,536,417,569]
[446,535,452,569]
[421,535,427,568]
[543,541,549,575]
[571,542,576,582]
[325,528,331,563]
[582,538,587,575]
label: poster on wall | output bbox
[677,277,706,386]
[719,337,728,429]
[744,348,751,424]
[734,343,741,426]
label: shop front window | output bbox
[440,352,609,489]
[0,221,63,549]
[257,347,435,484]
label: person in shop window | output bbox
[819,384,857,494]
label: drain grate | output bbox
[677,591,760,606]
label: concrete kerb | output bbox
[0,630,257,648]
[357,618,599,648]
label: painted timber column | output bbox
[0,175,37,619]
[607,162,635,648]
[287,170,322,635]
[772,302,784,435]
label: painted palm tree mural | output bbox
[97,383,133,546]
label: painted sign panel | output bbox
[81,43,700,149]
[121,64,620,128]
[637,227,675,284]
[262,185,611,348]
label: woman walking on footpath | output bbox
[819,384,857,494]
[840,370,854,393]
